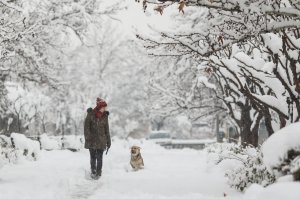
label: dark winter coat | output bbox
[84,108,111,149]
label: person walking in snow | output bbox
[84,98,111,179]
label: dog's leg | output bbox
[130,162,135,169]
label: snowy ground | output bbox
[0,139,241,199]
[1,139,300,199]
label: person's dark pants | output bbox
[89,149,104,176]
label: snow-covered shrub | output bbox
[206,143,275,192]
[0,135,12,168]
[205,143,245,164]
[49,135,84,152]
[39,134,60,150]
[0,133,40,167]
[225,151,275,192]
[62,135,84,151]
[0,149,13,169]
[10,133,40,161]
[262,122,300,180]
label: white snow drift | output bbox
[262,122,300,169]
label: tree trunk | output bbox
[251,114,262,147]
[216,114,222,142]
[264,108,274,136]
[240,105,260,147]
[280,115,287,129]
[42,116,46,134]
[17,114,21,133]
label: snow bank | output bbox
[262,122,300,169]
[244,182,300,199]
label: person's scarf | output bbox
[93,107,104,119]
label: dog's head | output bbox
[130,145,141,156]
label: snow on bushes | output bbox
[206,143,245,164]
[0,133,85,168]
[10,133,40,159]
[39,134,60,150]
[61,135,84,151]
[0,133,40,167]
[0,135,13,168]
[225,151,275,192]
[206,143,275,192]
[49,135,84,151]
[39,134,84,151]
[262,122,300,180]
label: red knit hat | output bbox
[96,98,107,109]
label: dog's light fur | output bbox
[130,145,144,171]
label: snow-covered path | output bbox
[0,140,241,199]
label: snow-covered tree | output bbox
[135,0,300,146]
[1,0,144,137]
[146,56,227,137]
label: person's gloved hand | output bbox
[105,142,111,155]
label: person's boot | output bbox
[95,170,101,179]
[90,169,97,179]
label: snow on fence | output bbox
[157,139,216,150]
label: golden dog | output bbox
[130,145,144,171]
